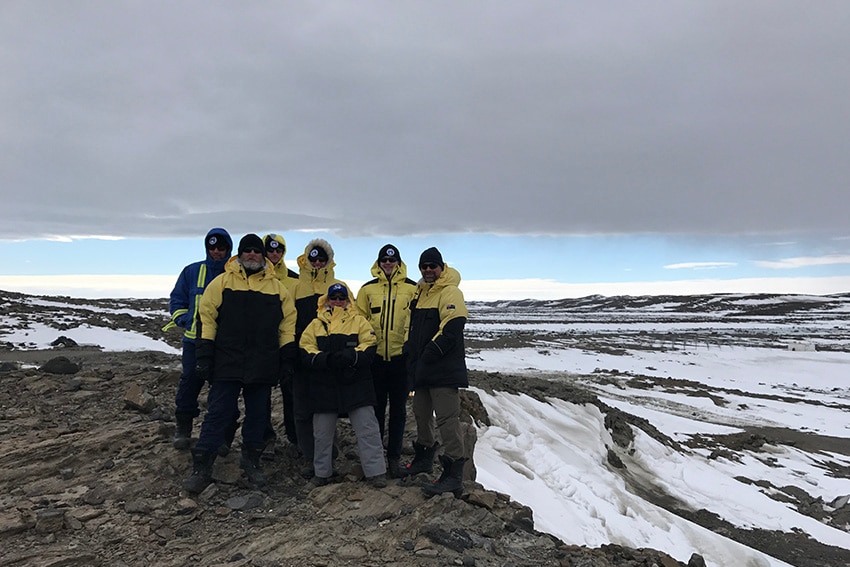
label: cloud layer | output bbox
[3,2,849,241]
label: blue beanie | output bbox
[327,283,348,298]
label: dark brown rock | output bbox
[39,356,80,375]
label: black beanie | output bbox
[238,233,265,255]
[309,245,329,261]
[206,233,228,250]
[263,233,285,253]
[378,244,401,262]
[418,247,444,268]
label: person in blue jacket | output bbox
[162,228,232,449]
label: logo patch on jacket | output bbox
[446,304,456,310]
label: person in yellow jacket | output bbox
[300,283,386,487]
[262,233,299,448]
[401,247,469,498]
[291,238,347,474]
[355,244,417,477]
[263,233,298,296]
[182,234,297,494]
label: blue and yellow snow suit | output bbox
[163,227,233,418]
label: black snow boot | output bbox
[366,473,388,488]
[217,419,239,457]
[182,449,216,494]
[240,447,267,488]
[261,428,278,460]
[401,442,437,476]
[172,414,193,450]
[387,457,404,479]
[422,455,466,498]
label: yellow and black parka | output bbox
[355,257,417,362]
[294,238,346,338]
[406,265,468,389]
[263,233,298,297]
[299,287,378,414]
[198,256,296,385]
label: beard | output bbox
[239,258,266,272]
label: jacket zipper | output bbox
[382,278,394,360]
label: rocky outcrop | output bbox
[0,350,697,567]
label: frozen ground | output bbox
[464,294,850,566]
[1,289,849,566]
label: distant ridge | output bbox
[470,292,850,316]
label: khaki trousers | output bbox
[412,387,464,460]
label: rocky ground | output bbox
[0,290,848,566]
[0,347,702,567]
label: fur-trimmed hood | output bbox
[297,238,335,270]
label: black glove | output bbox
[195,364,211,383]
[279,344,296,386]
[327,351,345,370]
[305,350,330,369]
[338,348,358,368]
[195,339,215,382]
[280,361,294,387]
[420,341,442,364]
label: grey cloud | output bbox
[2,2,849,240]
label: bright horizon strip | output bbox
[1,274,849,301]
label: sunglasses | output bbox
[379,257,398,263]
[266,247,283,254]
[327,294,347,301]
[207,244,228,251]
[241,247,263,254]
[310,257,327,263]
[419,263,439,270]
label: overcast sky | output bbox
[2,2,849,299]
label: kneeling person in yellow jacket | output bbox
[299,283,387,487]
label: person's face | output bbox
[379,256,399,277]
[419,262,442,283]
[327,293,348,308]
[310,257,327,269]
[207,244,229,261]
[266,248,283,264]
[239,246,265,270]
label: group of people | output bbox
[163,228,469,498]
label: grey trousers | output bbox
[412,387,464,460]
[313,406,387,479]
